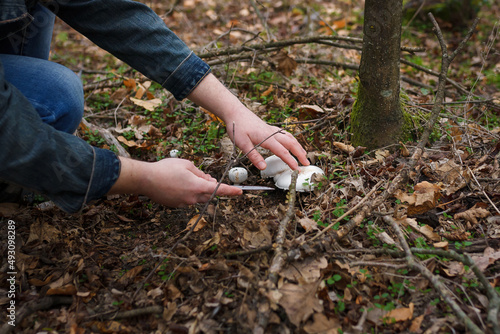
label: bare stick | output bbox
[468,167,500,215]
[418,14,479,149]
[383,215,485,334]
[307,180,383,244]
[81,118,130,158]
[256,170,299,333]
[198,35,420,59]
[249,0,273,42]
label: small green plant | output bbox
[157,258,173,281]
[112,300,124,306]
[326,274,342,285]
[83,129,106,147]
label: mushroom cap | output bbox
[274,165,325,192]
[260,155,294,178]
[228,167,248,185]
[169,149,180,158]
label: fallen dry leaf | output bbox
[454,206,490,225]
[303,313,341,334]
[395,181,443,215]
[333,141,355,154]
[280,257,328,283]
[298,217,319,232]
[27,220,61,244]
[273,50,297,77]
[471,247,500,271]
[129,97,162,111]
[397,217,441,242]
[382,303,414,323]
[278,281,323,327]
[185,214,208,232]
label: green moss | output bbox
[351,83,414,149]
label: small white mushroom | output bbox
[260,155,325,192]
[169,149,180,158]
[228,167,248,185]
[260,155,294,178]
[274,166,325,192]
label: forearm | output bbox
[186,73,247,124]
[108,157,149,195]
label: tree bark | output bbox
[350,0,405,150]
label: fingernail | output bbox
[257,161,266,170]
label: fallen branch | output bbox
[383,215,485,334]
[256,170,299,333]
[107,305,164,320]
[198,35,421,59]
[0,296,73,334]
[418,14,480,148]
[81,118,131,158]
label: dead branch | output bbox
[418,14,480,149]
[198,35,420,59]
[411,247,500,333]
[308,180,383,243]
[269,170,299,283]
[256,170,299,333]
[83,80,122,93]
[249,0,272,42]
[0,296,73,334]
[81,118,131,158]
[107,305,164,320]
[383,215,485,334]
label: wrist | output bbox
[109,157,151,195]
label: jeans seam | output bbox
[19,26,26,55]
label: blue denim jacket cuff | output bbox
[51,147,120,213]
[161,51,211,101]
[82,148,120,209]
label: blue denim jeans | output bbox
[1,0,211,212]
[0,3,83,134]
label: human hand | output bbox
[224,110,309,171]
[109,157,242,207]
[187,74,309,171]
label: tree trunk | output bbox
[350,0,405,150]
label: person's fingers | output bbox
[215,183,243,196]
[275,131,310,166]
[243,144,267,170]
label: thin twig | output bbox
[383,215,484,334]
[307,180,383,244]
[418,14,479,149]
[468,167,500,215]
[256,170,299,333]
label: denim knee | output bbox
[0,55,84,134]
[49,66,84,134]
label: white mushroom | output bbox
[260,155,294,178]
[169,149,180,158]
[260,155,325,192]
[274,166,325,192]
[228,167,248,185]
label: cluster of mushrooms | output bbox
[229,155,325,192]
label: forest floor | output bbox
[1,0,500,333]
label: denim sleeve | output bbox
[0,61,121,213]
[44,0,211,100]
